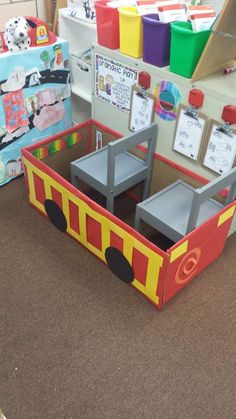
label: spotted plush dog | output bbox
[4,16,31,53]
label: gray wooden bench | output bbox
[70,124,157,213]
[135,167,236,243]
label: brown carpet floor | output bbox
[1,176,236,419]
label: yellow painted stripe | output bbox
[44,182,52,200]
[132,252,163,305]
[101,220,111,262]
[62,192,70,230]
[123,239,134,266]
[217,205,236,227]
[24,159,36,203]
[67,226,80,241]
[77,200,87,244]
[170,240,188,263]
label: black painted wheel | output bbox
[44,199,67,232]
[105,247,134,284]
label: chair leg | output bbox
[134,206,142,231]
[106,194,114,213]
[71,169,78,188]
[142,176,151,200]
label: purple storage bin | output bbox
[142,14,171,67]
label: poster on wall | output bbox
[0,38,71,187]
[95,54,138,112]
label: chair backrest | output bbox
[107,123,157,191]
[186,166,236,234]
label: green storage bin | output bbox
[170,22,211,78]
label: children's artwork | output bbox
[173,105,207,161]
[68,0,96,23]
[129,85,155,132]
[3,89,29,133]
[33,101,66,131]
[203,121,236,174]
[95,54,138,112]
[0,38,71,186]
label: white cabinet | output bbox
[59,7,97,124]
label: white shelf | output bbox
[59,7,96,123]
[71,84,92,103]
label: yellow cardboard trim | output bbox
[170,241,188,263]
[217,205,236,227]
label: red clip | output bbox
[188,89,204,109]
[138,71,151,89]
[222,105,236,125]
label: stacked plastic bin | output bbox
[169,22,211,78]
[95,4,211,76]
[118,7,143,58]
[95,2,143,55]
[95,1,120,49]
[142,14,171,67]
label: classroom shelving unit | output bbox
[58,7,97,124]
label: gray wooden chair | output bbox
[70,124,157,213]
[135,167,236,243]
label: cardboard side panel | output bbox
[22,149,169,310]
[164,202,236,304]
[21,119,235,310]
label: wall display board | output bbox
[203,120,236,174]
[0,38,71,186]
[173,105,208,161]
[129,85,155,132]
[95,53,138,112]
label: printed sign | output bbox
[95,54,138,112]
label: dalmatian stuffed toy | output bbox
[4,16,31,53]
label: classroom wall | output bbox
[0,0,45,31]
[37,0,46,20]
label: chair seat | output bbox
[72,147,146,187]
[71,123,157,213]
[136,180,223,242]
